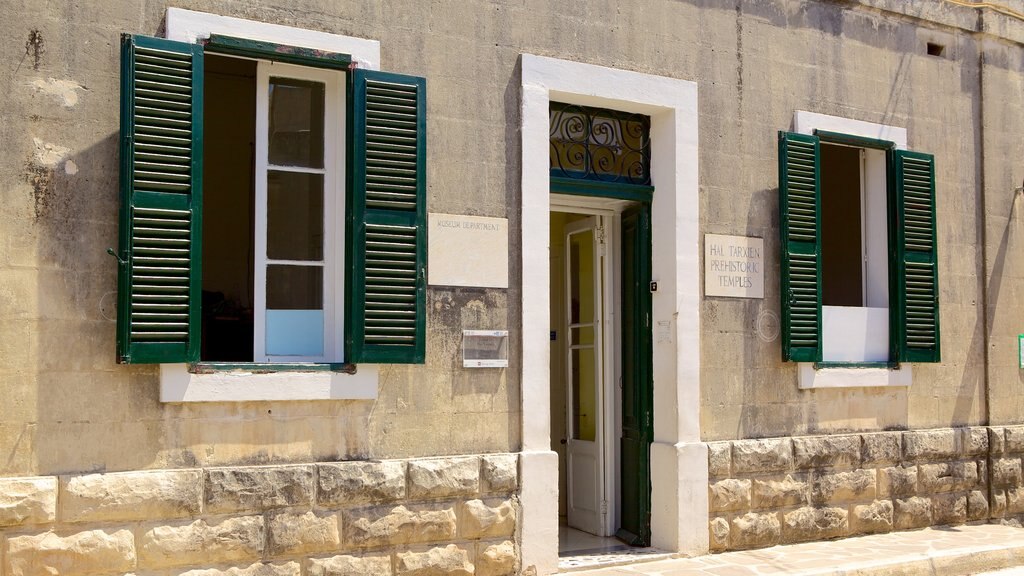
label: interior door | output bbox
[616,204,652,546]
[565,216,605,536]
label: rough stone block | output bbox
[752,475,807,509]
[852,500,893,534]
[206,465,314,514]
[968,490,989,521]
[861,432,901,467]
[5,529,135,576]
[709,479,751,512]
[396,545,473,576]
[407,457,480,500]
[319,461,406,507]
[707,442,731,477]
[811,469,875,504]
[731,438,792,474]
[709,517,730,551]
[460,499,515,539]
[782,506,848,543]
[344,504,457,548]
[0,477,56,528]
[989,428,1006,456]
[60,469,201,523]
[177,562,301,576]
[1006,426,1024,453]
[932,493,968,525]
[962,427,989,456]
[879,466,918,498]
[307,554,392,576]
[267,510,341,557]
[992,458,1023,488]
[1008,488,1024,515]
[476,541,515,576]
[481,454,518,494]
[139,516,264,569]
[894,497,932,529]
[730,512,781,549]
[918,463,957,493]
[903,429,957,461]
[793,435,860,469]
[992,489,1007,518]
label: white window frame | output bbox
[254,61,345,363]
[159,8,382,402]
[793,110,913,389]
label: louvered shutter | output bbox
[778,132,822,362]
[346,69,426,364]
[115,34,203,364]
[893,150,940,363]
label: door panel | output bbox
[617,204,652,546]
[565,218,604,535]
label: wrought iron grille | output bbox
[549,102,651,186]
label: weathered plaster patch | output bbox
[64,160,78,175]
[32,138,69,167]
[31,78,83,107]
[26,138,70,219]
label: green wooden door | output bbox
[616,204,652,546]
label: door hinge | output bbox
[600,500,608,514]
[596,225,606,245]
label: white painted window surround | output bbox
[792,110,913,389]
[159,8,381,402]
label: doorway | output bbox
[550,200,652,547]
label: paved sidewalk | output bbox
[562,524,1024,575]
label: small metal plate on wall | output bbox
[463,330,509,368]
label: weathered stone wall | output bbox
[708,427,1024,552]
[0,454,518,575]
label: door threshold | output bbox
[558,525,671,572]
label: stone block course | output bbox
[138,515,264,569]
[968,490,989,520]
[0,476,56,528]
[730,512,780,549]
[267,510,341,557]
[318,461,406,506]
[306,554,392,576]
[752,475,806,509]
[879,466,918,498]
[852,500,893,534]
[709,517,730,551]
[991,457,1022,487]
[205,466,315,514]
[709,479,751,512]
[932,493,967,525]
[963,427,989,456]
[60,469,202,523]
[5,528,135,576]
[731,438,792,474]
[708,442,731,477]
[459,499,515,539]
[903,429,957,461]
[861,433,901,467]
[894,496,932,529]
[782,506,847,543]
[407,457,480,500]
[1005,426,1024,452]
[811,469,875,504]
[173,562,302,576]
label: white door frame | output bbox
[518,55,704,575]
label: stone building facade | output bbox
[0,0,1023,575]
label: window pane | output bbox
[571,346,597,442]
[568,229,594,325]
[268,77,325,168]
[266,264,322,310]
[267,171,324,261]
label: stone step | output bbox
[563,523,1024,575]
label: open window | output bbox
[113,32,427,367]
[778,116,940,367]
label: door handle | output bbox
[560,438,567,445]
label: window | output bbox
[113,31,427,367]
[778,112,940,366]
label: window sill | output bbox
[797,362,912,389]
[160,363,378,402]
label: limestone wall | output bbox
[0,454,518,576]
[708,426,1024,552]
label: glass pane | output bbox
[268,77,325,168]
[266,309,323,356]
[267,171,324,261]
[571,346,597,442]
[571,326,594,346]
[568,230,594,325]
[266,264,322,310]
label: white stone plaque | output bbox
[704,234,764,298]
[428,213,509,288]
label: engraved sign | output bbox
[428,213,509,288]
[704,234,764,298]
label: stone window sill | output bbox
[159,363,379,402]
[797,362,912,389]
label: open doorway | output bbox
[550,199,652,556]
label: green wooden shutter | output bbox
[778,132,822,362]
[115,34,203,364]
[346,69,426,364]
[893,150,940,363]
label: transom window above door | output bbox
[549,103,651,187]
